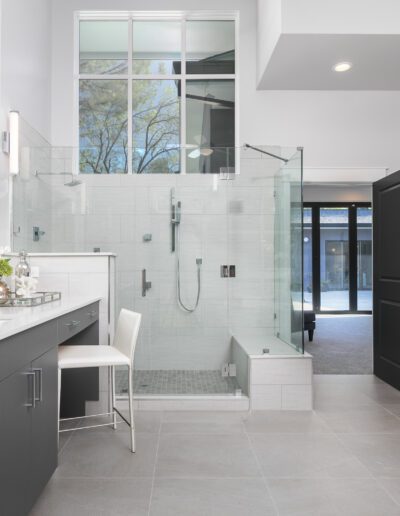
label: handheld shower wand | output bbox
[171,188,202,313]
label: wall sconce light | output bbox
[9,110,20,175]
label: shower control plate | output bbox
[220,265,236,278]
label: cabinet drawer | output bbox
[58,303,99,344]
[0,321,57,382]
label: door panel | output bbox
[374,171,400,388]
[28,347,58,509]
[0,367,32,516]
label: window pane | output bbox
[186,79,235,173]
[320,207,349,311]
[132,80,180,174]
[186,20,235,74]
[303,207,313,310]
[80,21,128,74]
[357,206,372,310]
[79,80,128,174]
[132,21,181,74]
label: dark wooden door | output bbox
[373,170,400,389]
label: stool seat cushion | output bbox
[58,345,130,369]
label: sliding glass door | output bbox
[304,203,372,314]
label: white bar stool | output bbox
[58,309,141,453]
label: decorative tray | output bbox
[0,292,62,307]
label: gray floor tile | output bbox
[363,383,400,404]
[30,478,152,516]
[379,478,400,506]
[55,428,158,478]
[243,410,331,434]
[160,419,245,434]
[250,433,372,478]
[313,383,377,410]
[149,478,277,516]
[338,433,400,478]
[155,433,261,478]
[267,478,400,516]
[317,405,400,434]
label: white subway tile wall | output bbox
[12,155,281,375]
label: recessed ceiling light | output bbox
[333,61,352,73]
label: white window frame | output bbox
[73,10,239,174]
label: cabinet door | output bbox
[27,347,58,510]
[0,366,33,516]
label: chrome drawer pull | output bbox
[87,310,97,318]
[65,320,81,328]
[32,368,43,402]
[23,371,36,408]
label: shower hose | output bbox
[176,224,202,313]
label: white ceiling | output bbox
[258,34,400,90]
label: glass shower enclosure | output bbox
[11,120,303,397]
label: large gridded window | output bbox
[77,16,236,174]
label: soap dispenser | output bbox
[15,250,31,278]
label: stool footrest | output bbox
[59,408,133,433]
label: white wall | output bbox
[0,0,52,247]
[282,0,400,35]
[303,185,372,203]
[50,0,400,177]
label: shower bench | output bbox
[231,334,313,410]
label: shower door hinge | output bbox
[274,313,277,319]
[273,190,277,198]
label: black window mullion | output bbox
[311,206,321,312]
[349,204,358,312]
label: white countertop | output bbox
[0,296,102,340]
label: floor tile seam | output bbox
[380,404,400,421]
[242,423,280,516]
[53,475,155,480]
[147,418,162,516]
[373,476,400,509]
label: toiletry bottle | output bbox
[15,250,31,278]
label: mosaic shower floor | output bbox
[116,369,240,395]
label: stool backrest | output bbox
[113,309,142,364]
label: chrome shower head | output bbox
[64,178,82,187]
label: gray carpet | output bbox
[305,315,373,374]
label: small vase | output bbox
[0,277,10,305]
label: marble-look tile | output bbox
[155,433,261,478]
[31,478,152,516]
[150,478,277,516]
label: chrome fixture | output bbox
[170,187,181,253]
[143,233,152,242]
[171,187,202,312]
[33,226,45,242]
[142,269,152,297]
[244,143,289,164]
[35,171,82,187]
[220,265,236,278]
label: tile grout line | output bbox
[147,412,163,516]
[241,416,280,516]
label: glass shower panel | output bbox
[274,149,303,353]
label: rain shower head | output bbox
[34,171,82,187]
[64,178,82,187]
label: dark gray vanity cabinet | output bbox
[0,363,32,516]
[0,342,58,516]
[0,301,100,515]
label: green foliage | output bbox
[0,258,13,277]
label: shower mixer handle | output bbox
[142,269,152,297]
